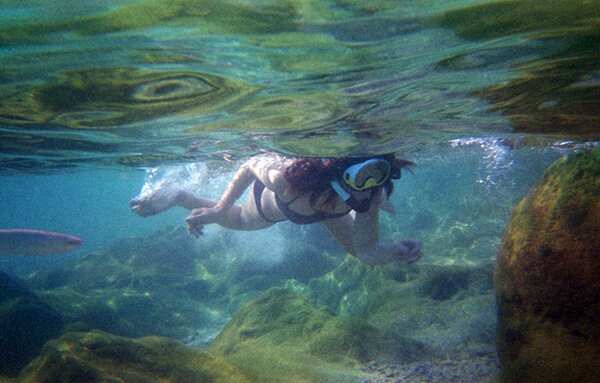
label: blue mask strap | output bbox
[332,180,371,213]
[331,180,351,201]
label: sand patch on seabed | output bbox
[361,354,498,383]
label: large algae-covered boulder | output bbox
[16,330,254,383]
[495,148,600,383]
[209,287,423,383]
[0,271,63,377]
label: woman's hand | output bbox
[185,207,221,237]
[359,239,423,265]
[390,239,423,263]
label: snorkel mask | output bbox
[330,158,392,213]
[342,158,391,191]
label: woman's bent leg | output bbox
[131,189,217,217]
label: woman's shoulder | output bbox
[248,152,296,173]
[246,153,296,193]
[251,152,299,163]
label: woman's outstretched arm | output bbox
[323,203,422,265]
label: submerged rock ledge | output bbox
[15,330,253,383]
[16,289,385,383]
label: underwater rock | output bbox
[421,267,470,301]
[209,287,425,382]
[25,226,220,339]
[16,330,254,383]
[0,270,35,303]
[23,224,342,344]
[0,272,63,377]
[272,246,338,284]
[340,262,496,361]
[495,148,600,383]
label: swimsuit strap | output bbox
[274,194,350,225]
[254,179,350,225]
[253,180,284,224]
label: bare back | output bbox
[248,154,357,216]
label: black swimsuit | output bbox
[253,180,350,225]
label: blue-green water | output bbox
[1,0,599,381]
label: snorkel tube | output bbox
[330,178,372,213]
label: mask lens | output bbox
[344,159,391,190]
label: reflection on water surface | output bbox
[0,0,599,170]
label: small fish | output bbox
[0,229,83,255]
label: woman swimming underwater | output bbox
[130,153,422,265]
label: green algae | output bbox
[16,330,255,383]
[495,147,600,383]
[18,213,501,376]
[541,148,600,230]
[543,147,600,186]
[208,287,418,382]
[509,148,600,240]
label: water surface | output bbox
[1,0,598,169]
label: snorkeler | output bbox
[130,153,422,265]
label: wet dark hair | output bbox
[284,154,415,209]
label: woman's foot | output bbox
[129,189,187,217]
